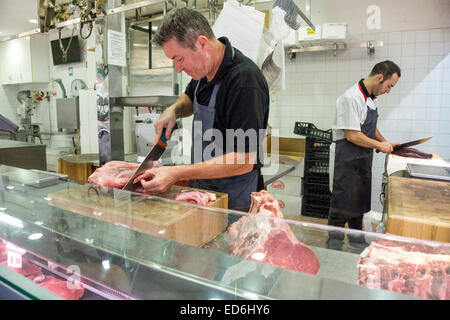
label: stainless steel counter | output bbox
[0,139,46,170]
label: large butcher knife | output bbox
[375,136,432,153]
[122,123,178,192]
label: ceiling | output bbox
[0,0,40,37]
[0,0,232,39]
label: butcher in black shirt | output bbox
[138,7,269,215]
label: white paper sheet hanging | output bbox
[108,29,126,67]
[213,0,265,64]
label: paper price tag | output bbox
[7,250,22,268]
[5,242,26,268]
[306,28,316,35]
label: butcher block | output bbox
[386,176,450,242]
[48,184,228,247]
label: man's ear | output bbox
[376,74,384,83]
[197,35,208,50]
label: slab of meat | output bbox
[358,239,450,300]
[228,190,320,275]
[88,160,164,190]
[175,190,216,206]
[1,260,43,279]
[0,241,5,263]
[88,161,218,207]
[393,147,432,159]
[88,161,140,188]
[38,276,84,300]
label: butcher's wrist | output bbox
[172,165,189,181]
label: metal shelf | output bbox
[288,41,384,59]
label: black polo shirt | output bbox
[185,37,269,169]
[359,79,376,100]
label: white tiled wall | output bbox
[269,27,450,212]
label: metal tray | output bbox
[406,163,450,182]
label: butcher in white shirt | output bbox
[328,60,401,249]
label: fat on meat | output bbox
[88,161,140,188]
[175,190,216,206]
[228,190,320,275]
[358,239,450,300]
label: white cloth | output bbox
[213,0,265,64]
[386,154,450,176]
[331,83,378,141]
[257,7,290,91]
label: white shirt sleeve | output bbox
[335,94,363,131]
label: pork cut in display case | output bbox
[0,164,448,300]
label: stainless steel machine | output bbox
[98,95,179,165]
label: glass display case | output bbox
[0,164,448,300]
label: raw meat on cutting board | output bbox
[358,239,450,300]
[228,190,320,275]
[88,161,216,205]
[175,190,216,206]
[88,161,141,188]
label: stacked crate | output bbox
[294,122,332,219]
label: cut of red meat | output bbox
[1,260,43,279]
[392,147,432,159]
[175,190,216,206]
[0,241,6,263]
[228,190,320,275]
[358,239,450,300]
[38,276,84,300]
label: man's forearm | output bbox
[344,130,381,149]
[173,152,256,181]
[375,128,386,142]
[171,93,194,118]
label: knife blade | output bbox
[375,136,432,153]
[393,136,432,152]
[122,123,178,191]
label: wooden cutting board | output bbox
[48,184,228,247]
[386,176,450,242]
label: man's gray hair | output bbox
[153,7,215,49]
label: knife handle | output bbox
[159,122,178,146]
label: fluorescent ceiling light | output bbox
[28,233,43,240]
[28,19,38,24]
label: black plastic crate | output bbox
[303,195,332,207]
[305,138,332,149]
[305,163,329,174]
[303,172,329,184]
[294,122,332,142]
[301,204,330,219]
[303,183,332,198]
[301,196,331,218]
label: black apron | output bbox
[188,53,260,215]
[329,104,378,219]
